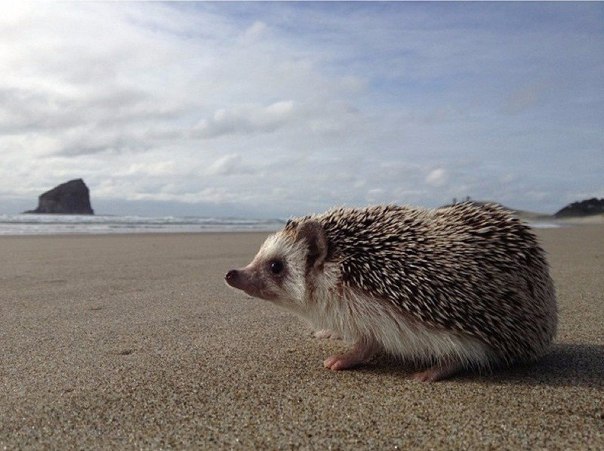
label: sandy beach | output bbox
[1,226,603,449]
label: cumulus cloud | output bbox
[193,101,296,139]
[206,154,255,176]
[426,168,448,187]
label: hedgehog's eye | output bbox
[269,259,284,275]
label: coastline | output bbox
[1,226,603,448]
[2,209,602,237]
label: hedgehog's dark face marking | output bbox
[225,219,328,308]
[225,257,288,301]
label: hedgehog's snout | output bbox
[225,266,267,299]
[225,269,241,289]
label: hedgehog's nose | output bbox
[225,269,239,287]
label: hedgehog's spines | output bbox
[287,202,557,366]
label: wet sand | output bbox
[1,226,603,448]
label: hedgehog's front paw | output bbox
[323,342,374,371]
[324,354,363,371]
[314,329,341,340]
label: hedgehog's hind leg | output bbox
[410,359,463,382]
[324,341,375,371]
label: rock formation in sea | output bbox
[24,179,94,215]
[554,198,604,218]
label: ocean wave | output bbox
[0,214,284,235]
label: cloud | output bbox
[206,154,255,176]
[426,168,448,187]
[192,101,296,139]
[122,162,178,177]
[244,21,268,41]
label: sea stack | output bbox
[25,179,94,215]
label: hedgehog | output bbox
[225,202,557,381]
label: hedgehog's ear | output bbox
[297,220,327,269]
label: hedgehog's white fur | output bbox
[250,233,308,310]
[258,231,494,370]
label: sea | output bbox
[0,214,285,236]
[0,214,561,236]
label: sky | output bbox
[1,2,603,218]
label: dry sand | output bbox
[1,226,603,449]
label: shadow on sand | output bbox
[491,343,604,388]
[368,343,604,388]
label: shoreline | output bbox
[2,209,603,238]
[0,221,599,241]
[0,229,273,239]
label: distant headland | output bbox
[24,179,94,215]
[554,198,604,218]
[447,196,604,222]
